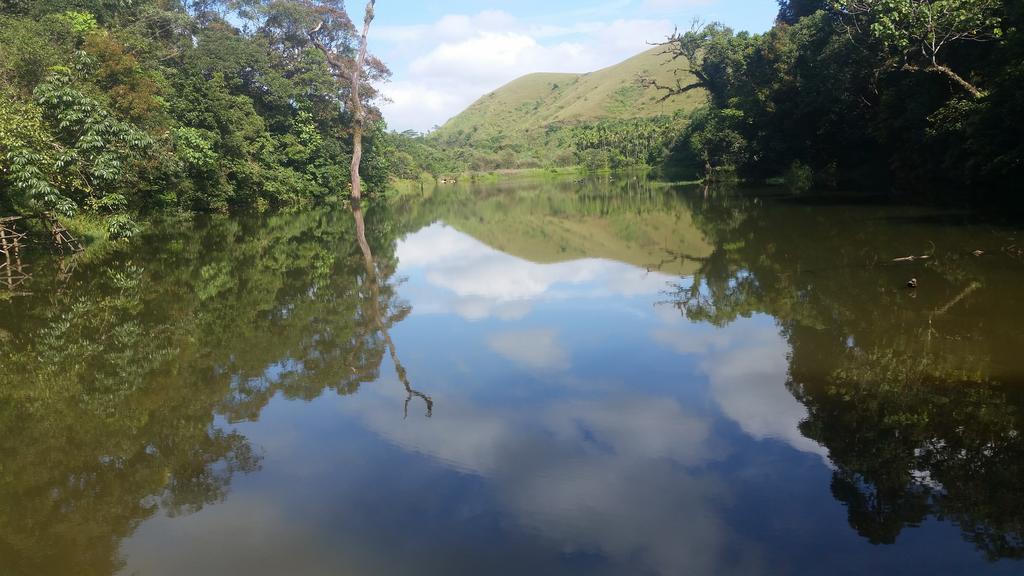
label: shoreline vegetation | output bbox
[3,0,1023,253]
[1,1,394,241]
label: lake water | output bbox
[2,176,1024,575]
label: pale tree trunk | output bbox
[307,1,378,201]
[349,0,376,201]
[931,64,985,99]
[903,63,986,99]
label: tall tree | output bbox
[306,0,379,200]
[348,0,375,201]
[646,22,750,109]
[777,0,830,24]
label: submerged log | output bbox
[893,255,932,263]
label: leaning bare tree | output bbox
[642,20,715,100]
[309,0,379,201]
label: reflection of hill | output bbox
[449,209,710,275]
[397,176,712,275]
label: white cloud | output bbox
[408,32,587,86]
[374,11,520,45]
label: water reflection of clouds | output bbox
[653,307,830,462]
[401,222,826,461]
[343,326,820,572]
[487,329,571,371]
[125,224,825,575]
[391,223,825,571]
[397,223,676,320]
[345,385,764,575]
[128,386,764,575]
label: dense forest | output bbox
[389,115,683,178]
[0,0,392,238]
[664,0,1023,199]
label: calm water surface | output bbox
[3,177,1024,575]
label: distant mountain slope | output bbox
[434,47,705,146]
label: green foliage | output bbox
[654,2,1022,198]
[391,115,686,179]
[838,0,1003,50]
[0,205,408,573]
[33,66,153,216]
[104,212,138,239]
[571,117,680,169]
[1,0,394,233]
[428,47,706,172]
[53,9,98,35]
[668,107,747,179]
[172,126,218,171]
[0,14,77,92]
[784,160,814,193]
[777,0,830,24]
[578,148,612,172]
[0,90,75,215]
[834,0,1003,96]
[388,130,471,179]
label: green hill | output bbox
[434,46,705,149]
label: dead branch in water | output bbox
[892,255,932,263]
[934,282,983,316]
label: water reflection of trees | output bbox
[670,186,1024,560]
[0,206,417,575]
[352,200,433,418]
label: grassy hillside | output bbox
[434,47,705,149]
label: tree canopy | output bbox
[657,0,1022,202]
[1,0,394,237]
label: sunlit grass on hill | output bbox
[433,47,705,154]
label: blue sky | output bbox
[369,1,779,132]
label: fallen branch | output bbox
[892,255,932,263]
[934,281,982,316]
